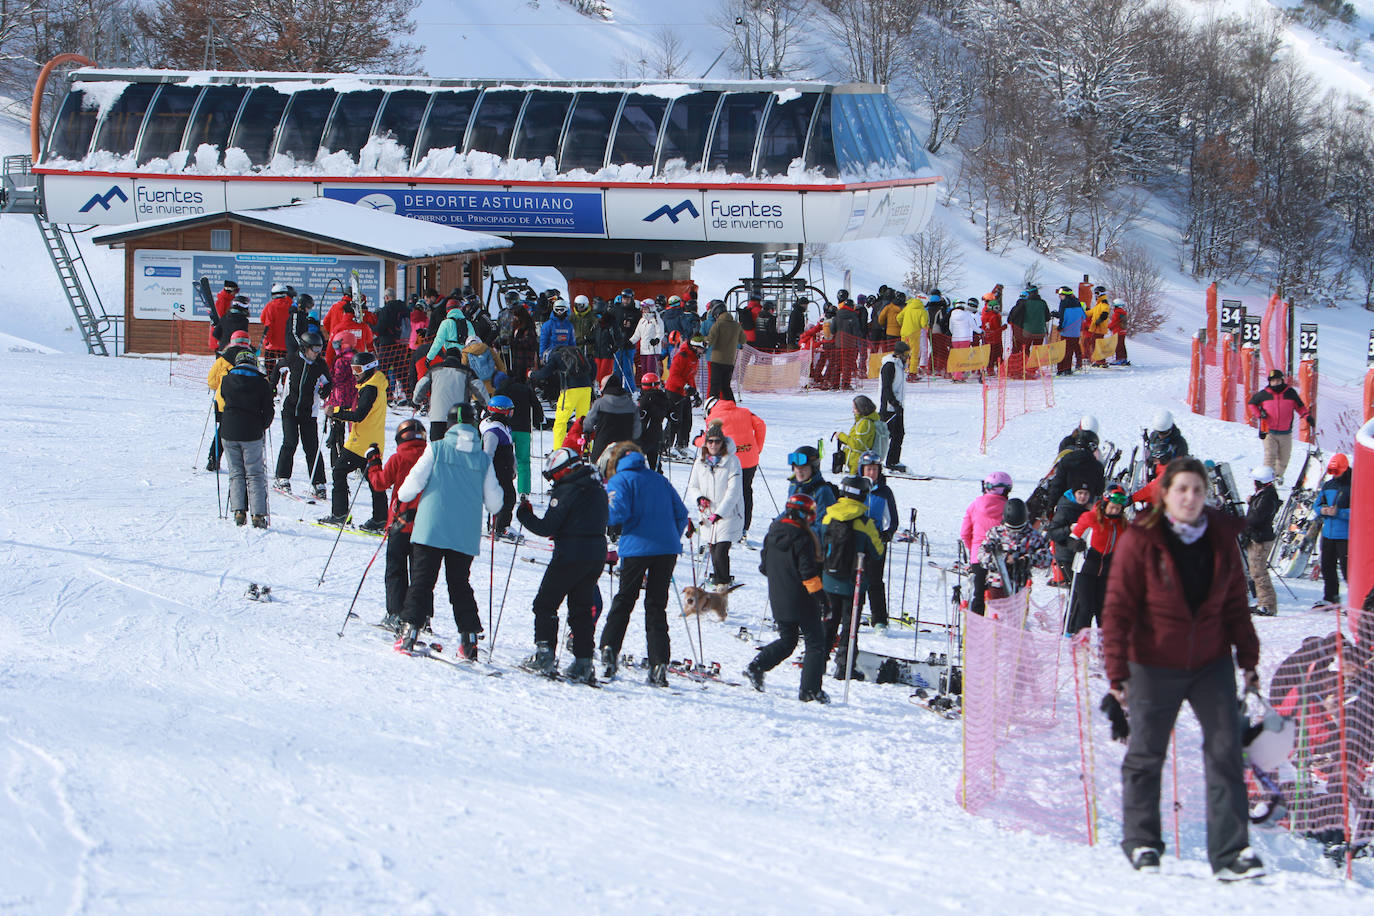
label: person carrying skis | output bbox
[320,351,389,532]
[1145,410,1189,475]
[821,476,884,678]
[480,396,519,539]
[582,375,641,463]
[703,393,767,537]
[365,418,427,631]
[598,444,690,686]
[636,372,672,471]
[1245,369,1310,483]
[209,279,238,349]
[859,451,899,631]
[1315,453,1352,610]
[205,328,255,471]
[834,395,883,477]
[977,498,1052,603]
[393,404,504,659]
[531,343,595,450]
[493,368,544,496]
[270,330,331,500]
[1064,484,1129,633]
[787,445,838,538]
[219,350,275,527]
[1101,456,1263,879]
[516,448,609,684]
[878,341,910,471]
[961,471,1013,615]
[1242,466,1281,617]
[744,493,831,703]
[686,422,745,590]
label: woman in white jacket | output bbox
[685,421,744,590]
[948,300,981,381]
[629,302,664,380]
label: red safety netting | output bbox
[980,353,1056,452]
[958,590,1102,843]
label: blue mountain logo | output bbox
[78,185,129,213]
[643,200,699,223]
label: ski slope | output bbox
[2,328,1370,913]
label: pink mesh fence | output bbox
[980,354,1057,453]
[1315,377,1367,450]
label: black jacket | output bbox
[375,298,409,346]
[531,345,595,391]
[494,378,544,434]
[219,365,275,441]
[215,308,249,346]
[1046,493,1086,569]
[272,351,332,420]
[516,464,608,563]
[1048,447,1104,507]
[880,358,903,415]
[637,388,672,446]
[831,305,864,342]
[760,516,824,622]
[1244,483,1281,543]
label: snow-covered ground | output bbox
[2,326,1370,912]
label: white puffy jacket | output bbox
[949,307,980,344]
[685,438,745,544]
[630,313,664,356]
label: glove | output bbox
[388,509,415,535]
[687,387,702,408]
[684,520,696,539]
[708,514,721,524]
[365,445,381,465]
[649,338,660,347]
[1100,692,1129,743]
[1258,430,1267,440]
[697,497,711,511]
[1069,537,1087,553]
[606,524,621,544]
[606,547,619,568]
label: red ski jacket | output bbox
[366,438,427,532]
[260,295,293,351]
[664,344,700,395]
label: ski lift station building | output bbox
[27,68,939,353]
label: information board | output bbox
[1298,322,1318,357]
[1241,314,1262,348]
[1219,299,1244,334]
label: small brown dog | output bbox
[681,585,728,621]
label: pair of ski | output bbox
[272,484,318,506]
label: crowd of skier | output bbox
[198,274,1367,879]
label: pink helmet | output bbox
[982,471,1013,494]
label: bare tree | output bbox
[903,222,965,293]
[617,25,692,80]
[713,0,810,79]
[907,19,974,153]
[819,0,924,85]
[1103,239,1166,333]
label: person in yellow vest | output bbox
[320,351,389,531]
[898,295,929,374]
[1085,287,1112,365]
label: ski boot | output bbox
[359,517,387,533]
[874,622,889,635]
[394,624,419,653]
[1214,847,1265,882]
[1129,847,1160,873]
[206,457,219,472]
[251,515,269,529]
[562,657,596,685]
[318,513,349,525]
[743,662,765,692]
[273,478,291,492]
[1250,605,1276,617]
[379,614,402,634]
[600,645,618,679]
[233,510,247,526]
[520,642,557,676]
[459,632,480,662]
[313,484,328,501]
[647,663,669,687]
[799,688,831,704]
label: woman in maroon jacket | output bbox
[1102,456,1264,880]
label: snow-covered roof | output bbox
[91,198,513,260]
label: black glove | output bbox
[387,509,416,535]
[649,337,660,347]
[1258,429,1267,440]
[1069,537,1087,553]
[1100,692,1129,743]
[365,445,382,465]
[606,524,621,544]
[687,386,702,408]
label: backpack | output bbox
[468,348,496,382]
[822,518,859,580]
[869,415,891,464]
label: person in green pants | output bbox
[494,368,545,496]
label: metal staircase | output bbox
[2,154,118,355]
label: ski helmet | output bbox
[234,350,260,368]
[487,395,515,419]
[784,492,817,524]
[836,288,850,303]
[859,450,883,470]
[688,335,706,352]
[298,330,324,351]
[839,475,871,500]
[551,301,569,317]
[229,296,250,313]
[1327,453,1350,475]
[1104,484,1128,506]
[228,330,252,348]
[1250,466,1276,485]
[543,447,582,481]
[351,351,378,372]
[1113,298,1126,308]
[271,282,287,296]
[893,341,911,356]
[982,471,1013,494]
[573,294,590,307]
[967,297,980,309]
[787,445,822,474]
[1057,285,1073,296]
[1003,498,1029,530]
[668,295,683,307]
[703,396,719,416]
[1150,409,1174,433]
[446,402,476,427]
[640,372,661,388]
[667,330,682,347]
[223,280,239,291]
[395,418,425,444]
[1079,415,1100,436]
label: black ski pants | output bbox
[1120,655,1249,872]
[707,361,734,400]
[709,541,732,585]
[599,554,676,666]
[275,413,326,486]
[668,391,692,449]
[1320,536,1348,604]
[402,543,481,634]
[883,407,905,467]
[1066,571,1106,635]
[970,564,988,616]
[331,449,388,524]
[384,528,412,619]
[741,464,757,533]
[208,409,223,468]
[532,545,605,659]
[864,549,888,626]
[753,597,827,697]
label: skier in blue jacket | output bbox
[597,444,689,686]
[539,300,577,362]
[1316,453,1352,609]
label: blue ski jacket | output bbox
[1317,472,1351,540]
[607,451,689,557]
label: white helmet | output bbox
[1113,298,1126,307]
[271,282,287,296]
[573,294,589,306]
[1150,409,1174,433]
[1079,415,1099,435]
[1244,700,1297,771]
[1251,466,1276,484]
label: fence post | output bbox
[1205,281,1218,361]
[1298,358,1318,444]
[1348,417,1374,622]
[1363,367,1374,424]
[1188,331,1206,416]
[1220,334,1237,422]
[1240,345,1259,426]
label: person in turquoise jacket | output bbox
[394,403,504,657]
[597,446,689,686]
[1316,454,1352,609]
[425,300,474,362]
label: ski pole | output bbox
[487,522,523,660]
[487,523,496,635]
[317,470,368,587]
[757,464,781,514]
[194,393,214,470]
[214,426,224,519]
[1267,561,1299,601]
[338,527,388,637]
[843,562,864,705]
[670,573,700,666]
[693,530,706,665]
[900,509,916,619]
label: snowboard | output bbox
[1269,448,1327,578]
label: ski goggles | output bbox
[787,451,812,467]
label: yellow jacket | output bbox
[1088,297,1111,332]
[879,302,905,337]
[898,299,929,339]
[344,371,388,458]
[207,355,234,409]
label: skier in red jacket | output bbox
[365,419,428,632]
